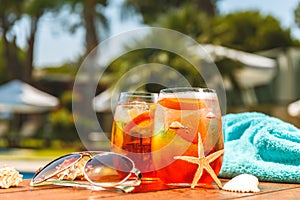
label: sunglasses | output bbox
[30,151,142,193]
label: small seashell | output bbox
[0,166,23,189]
[169,121,186,129]
[222,174,260,193]
[56,158,85,181]
[205,112,216,119]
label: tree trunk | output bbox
[24,17,39,83]
[194,0,217,16]
[83,0,99,55]
[0,15,23,80]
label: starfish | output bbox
[174,132,224,189]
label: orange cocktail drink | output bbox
[111,92,159,181]
[152,87,224,186]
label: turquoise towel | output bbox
[219,112,300,183]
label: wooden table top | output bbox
[1,179,300,200]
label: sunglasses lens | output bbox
[85,153,134,184]
[32,154,81,184]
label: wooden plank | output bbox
[0,180,121,200]
[1,179,300,200]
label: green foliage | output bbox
[0,0,63,81]
[295,2,300,28]
[0,0,298,144]
[41,63,79,76]
[49,90,73,127]
[105,49,205,92]
[0,0,25,80]
[154,9,295,52]
[0,44,9,83]
[209,11,294,52]
[23,0,62,16]
[62,0,109,53]
[0,0,24,23]
[48,91,78,142]
[111,4,297,108]
[155,4,211,38]
[49,108,73,128]
[123,0,218,24]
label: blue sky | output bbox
[219,0,300,33]
[33,0,300,67]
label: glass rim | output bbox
[118,92,158,103]
[160,87,216,93]
[120,91,158,98]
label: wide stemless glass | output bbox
[152,87,224,187]
[111,92,159,182]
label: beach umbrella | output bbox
[0,79,59,114]
[193,44,277,88]
[200,44,276,69]
[0,79,60,147]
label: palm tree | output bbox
[0,0,62,82]
[0,0,25,81]
[64,0,109,55]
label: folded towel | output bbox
[219,112,300,183]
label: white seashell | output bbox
[169,121,186,129]
[56,158,85,181]
[0,166,23,189]
[205,112,216,119]
[222,174,260,193]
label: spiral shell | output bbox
[0,166,23,189]
[222,174,260,193]
[55,158,85,181]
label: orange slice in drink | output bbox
[158,98,206,110]
[158,97,207,144]
[123,111,154,137]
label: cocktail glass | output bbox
[111,92,159,182]
[152,87,224,187]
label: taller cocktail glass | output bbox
[111,92,159,182]
[152,87,224,188]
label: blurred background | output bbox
[0,0,300,155]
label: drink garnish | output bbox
[123,111,152,133]
[158,98,206,110]
[206,112,216,119]
[174,132,224,189]
[169,121,186,129]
